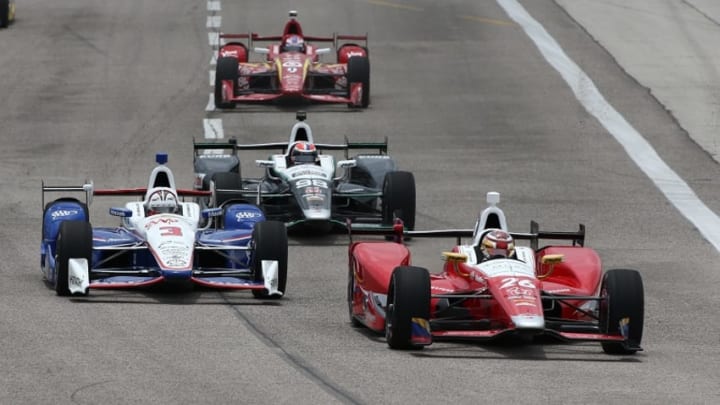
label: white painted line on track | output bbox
[497,0,720,252]
[208,32,220,48]
[207,1,221,12]
[205,93,216,112]
[204,0,223,149]
[203,118,224,139]
[207,15,221,29]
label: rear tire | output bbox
[211,172,244,209]
[382,171,416,230]
[215,57,239,109]
[346,56,370,108]
[251,221,288,298]
[385,266,431,350]
[55,221,93,296]
[599,269,644,354]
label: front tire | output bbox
[346,56,370,108]
[214,57,239,109]
[382,171,416,230]
[0,0,9,29]
[251,221,288,298]
[55,221,93,296]
[385,266,431,350]
[599,269,644,354]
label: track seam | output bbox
[221,295,363,405]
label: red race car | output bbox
[348,192,644,354]
[215,10,369,109]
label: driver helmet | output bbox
[480,229,515,260]
[283,35,305,53]
[290,141,319,165]
[146,187,179,215]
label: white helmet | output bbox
[146,187,179,214]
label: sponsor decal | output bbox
[296,179,328,188]
[69,274,84,288]
[282,60,303,73]
[235,211,262,220]
[506,286,534,298]
[345,51,365,58]
[221,50,238,57]
[480,260,535,277]
[145,217,178,229]
[198,154,233,159]
[500,277,536,290]
[431,285,454,293]
[157,241,190,268]
[291,169,326,178]
[51,209,79,219]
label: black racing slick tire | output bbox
[599,269,644,354]
[251,221,288,299]
[214,56,239,109]
[381,171,416,230]
[55,221,93,296]
[211,172,244,209]
[0,0,8,29]
[385,266,431,350]
[346,56,370,108]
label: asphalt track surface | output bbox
[1,1,719,404]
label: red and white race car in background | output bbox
[214,10,370,109]
[348,192,645,354]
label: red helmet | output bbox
[480,230,515,259]
[290,141,318,164]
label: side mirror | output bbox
[442,252,468,263]
[256,160,275,168]
[315,48,331,55]
[109,207,133,218]
[254,47,270,54]
[201,207,223,219]
[538,254,564,280]
[540,254,564,264]
[334,160,356,181]
[336,159,356,169]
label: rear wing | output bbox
[42,182,210,208]
[349,220,586,249]
[194,137,388,158]
[219,33,368,50]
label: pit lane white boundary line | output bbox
[497,0,720,252]
[204,0,223,139]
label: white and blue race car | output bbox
[41,153,287,297]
